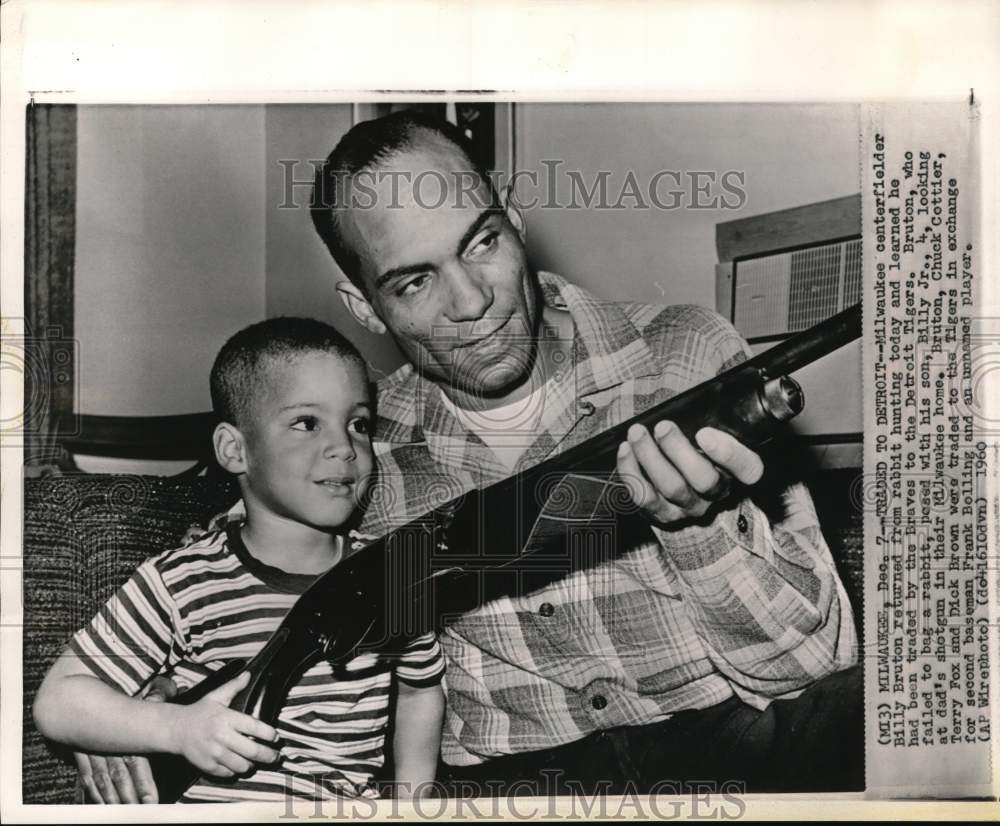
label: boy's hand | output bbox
[170,671,282,778]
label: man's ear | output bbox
[213,422,248,475]
[337,281,387,335]
[502,182,526,242]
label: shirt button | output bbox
[578,400,596,416]
[539,602,555,618]
[591,695,608,710]
[737,513,748,533]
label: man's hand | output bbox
[616,422,764,527]
[74,675,178,804]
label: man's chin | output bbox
[451,365,535,403]
[454,346,537,391]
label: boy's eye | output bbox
[291,416,319,432]
[350,418,372,436]
[397,273,431,298]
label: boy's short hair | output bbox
[211,317,366,429]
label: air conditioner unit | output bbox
[731,237,862,343]
[716,195,862,467]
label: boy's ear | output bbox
[213,422,248,475]
[337,282,387,335]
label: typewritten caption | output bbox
[863,102,993,798]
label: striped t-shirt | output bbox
[70,525,444,802]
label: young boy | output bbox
[34,317,445,803]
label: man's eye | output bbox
[350,418,372,436]
[397,274,430,297]
[291,417,319,431]
[471,232,499,254]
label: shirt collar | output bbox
[535,271,660,398]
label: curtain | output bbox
[23,103,76,471]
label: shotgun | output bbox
[149,301,861,801]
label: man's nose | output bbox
[443,264,493,322]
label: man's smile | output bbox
[445,314,517,351]
[447,313,532,351]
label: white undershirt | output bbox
[440,380,555,472]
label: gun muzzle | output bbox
[761,375,804,422]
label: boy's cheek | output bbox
[356,454,375,484]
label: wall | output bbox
[264,104,404,379]
[75,103,862,406]
[72,103,862,470]
[75,105,267,417]
[515,103,861,307]
[512,103,862,460]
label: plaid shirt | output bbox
[358,272,857,766]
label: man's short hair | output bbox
[310,110,498,289]
[210,316,366,429]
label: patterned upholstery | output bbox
[22,474,238,804]
[21,469,862,804]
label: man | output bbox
[78,110,861,801]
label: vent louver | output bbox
[733,238,861,341]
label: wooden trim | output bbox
[715,194,861,263]
[493,102,514,179]
[56,412,216,460]
[797,432,863,445]
[714,262,733,320]
[24,103,77,467]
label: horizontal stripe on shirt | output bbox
[71,526,444,800]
